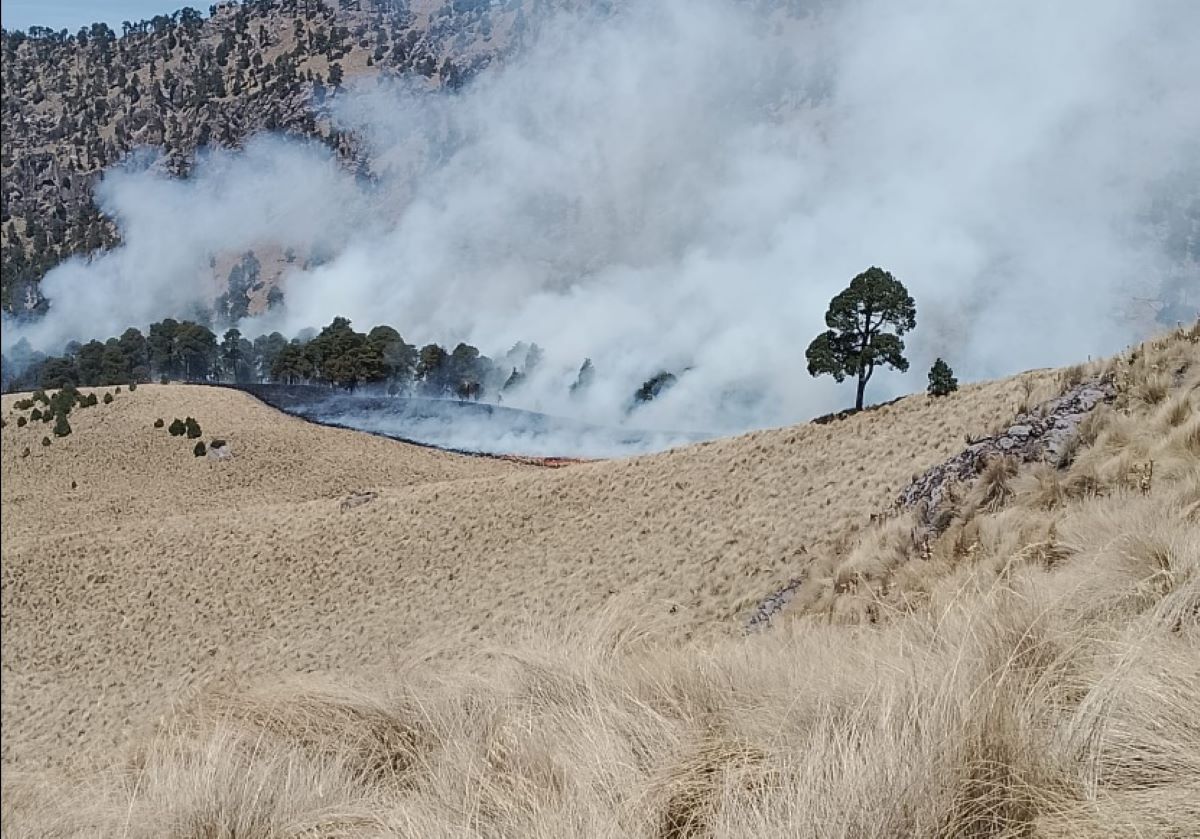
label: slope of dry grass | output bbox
[0,384,523,545]
[2,325,1197,837]
[2,371,1038,775]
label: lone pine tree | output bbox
[927,357,958,397]
[806,267,917,410]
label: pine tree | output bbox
[927,358,958,397]
[806,267,916,410]
[570,358,595,397]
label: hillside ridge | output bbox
[1,0,582,312]
[2,325,1196,836]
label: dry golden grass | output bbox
[1,373,1034,775]
[2,324,1197,837]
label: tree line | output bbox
[0,316,577,404]
[3,267,960,411]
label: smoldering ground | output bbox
[241,384,708,458]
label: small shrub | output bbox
[49,389,75,418]
[32,390,48,405]
[53,413,71,438]
[927,358,958,397]
[1058,363,1087,391]
[160,375,169,385]
[193,441,207,457]
[41,409,54,423]
[1163,397,1191,427]
[1133,372,1170,406]
[14,398,33,411]
[85,393,98,407]
[103,392,114,404]
[114,386,122,394]
[41,436,51,447]
[185,417,202,439]
[168,419,186,437]
[210,438,227,449]
[154,418,165,428]
[976,455,1018,513]
[128,382,137,391]
[30,408,42,422]
[17,416,27,428]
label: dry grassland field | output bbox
[2,325,1198,837]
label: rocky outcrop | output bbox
[894,377,1116,537]
[745,376,1117,632]
[744,575,804,633]
[339,490,378,512]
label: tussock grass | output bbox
[3,326,1197,838]
[8,491,1197,838]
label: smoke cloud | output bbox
[7,0,1199,442]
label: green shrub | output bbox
[32,390,48,405]
[14,398,33,411]
[102,392,114,404]
[185,417,202,439]
[927,358,959,397]
[210,438,227,449]
[30,408,42,421]
[49,389,75,418]
[17,416,27,428]
[41,436,51,447]
[154,418,165,428]
[129,382,138,391]
[85,393,98,407]
[114,386,122,394]
[160,375,169,385]
[53,413,71,438]
[193,441,207,457]
[168,419,186,436]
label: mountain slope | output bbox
[1,0,547,312]
[3,360,1053,773]
[2,325,1196,839]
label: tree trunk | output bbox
[856,305,873,412]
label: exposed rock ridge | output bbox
[895,377,1116,537]
[744,575,804,633]
[744,376,1116,631]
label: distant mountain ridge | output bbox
[0,0,564,314]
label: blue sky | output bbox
[1,1,199,33]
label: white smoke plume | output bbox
[6,0,1199,439]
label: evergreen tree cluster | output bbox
[3,311,750,417]
[1,316,556,404]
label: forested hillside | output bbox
[0,0,545,313]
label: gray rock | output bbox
[745,376,1117,634]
